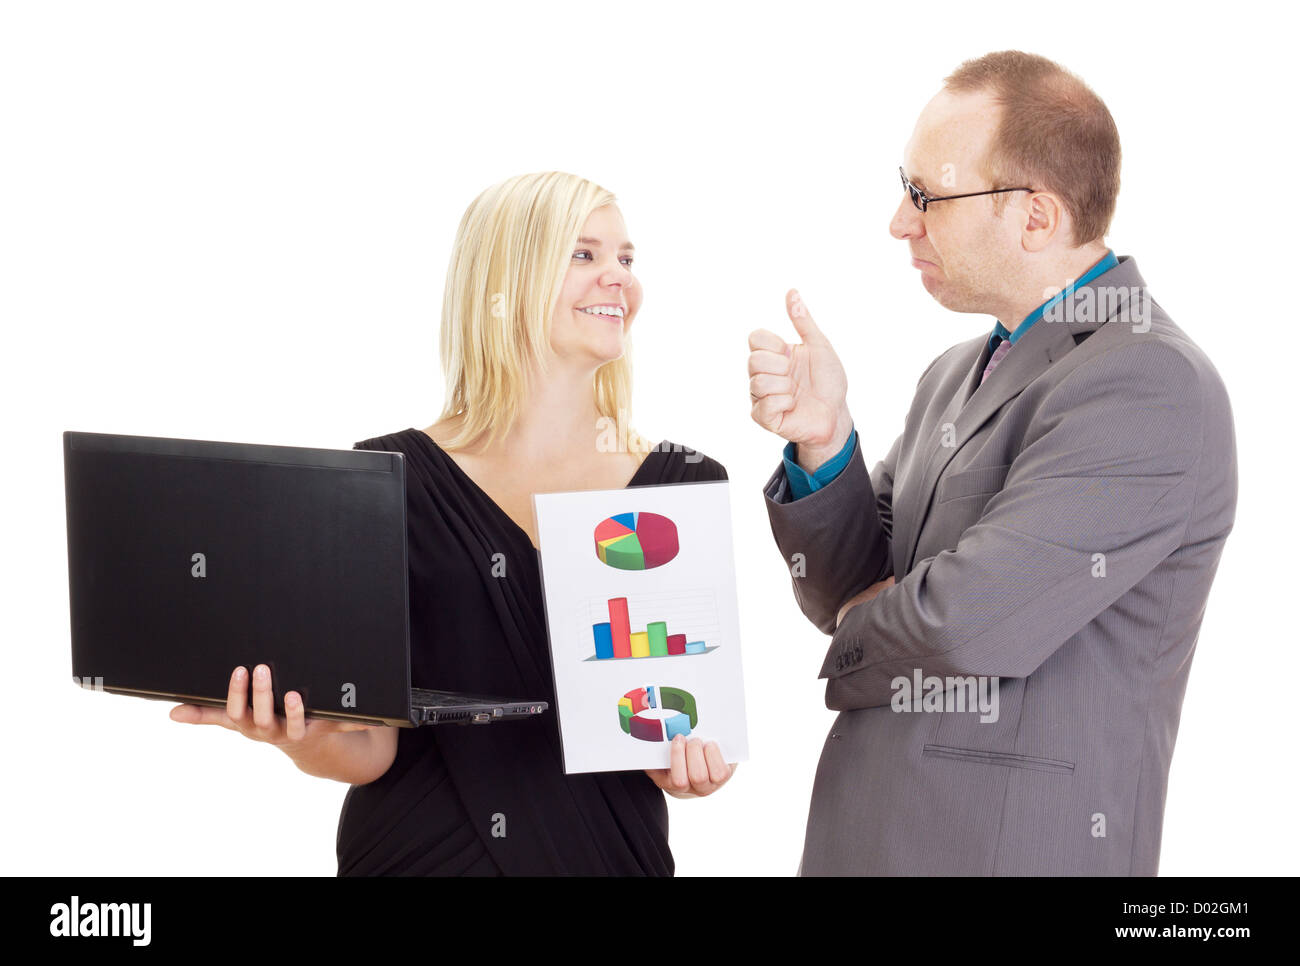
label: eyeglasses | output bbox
[899,166,1035,213]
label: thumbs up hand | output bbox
[748,289,854,472]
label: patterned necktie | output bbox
[980,338,1013,385]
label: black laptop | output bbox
[62,431,548,727]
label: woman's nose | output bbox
[601,261,633,286]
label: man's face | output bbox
[890,88,1025,317]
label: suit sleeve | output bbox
[761,352,950,636]
[820,342,1204,710]
[763,428,902,636]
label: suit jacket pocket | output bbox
[922,743,1074,774]
[934,463,1012,505]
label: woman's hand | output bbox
[644,735,737,799]
[170,664,396,784]
[169,664,380,769]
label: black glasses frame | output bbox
[899,166,1035,212]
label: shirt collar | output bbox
[989,249,1118,352]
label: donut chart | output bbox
[617,685,698,742]
[594,512,679,570]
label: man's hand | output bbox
[836,576,895,628]
[748,289,853,471]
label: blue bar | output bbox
[685,640,706,654]
[593,622,614,659]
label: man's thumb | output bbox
[786,289,824,344]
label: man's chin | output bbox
[921,276,980,314]
[920,272,945,302]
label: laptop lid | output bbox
[63,431,415,726]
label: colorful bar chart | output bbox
[592,596,710,660]
[594,512,679,570]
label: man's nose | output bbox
[890,195,923,240]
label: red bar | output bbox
[667,633,686,655]
[609,597,632,658]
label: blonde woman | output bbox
[174,172,735,875]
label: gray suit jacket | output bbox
[763,256,1236,875]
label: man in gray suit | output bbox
[748,51,1236,875]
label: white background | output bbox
[3,0,1294,876]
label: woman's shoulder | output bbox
[640,439,727,483]
[352,427,426,454]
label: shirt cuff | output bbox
[782,427,857,500]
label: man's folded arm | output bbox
[763,430,901,635]
[822,342,1206,710]
[761,350,950,636]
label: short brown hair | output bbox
[944,50,1120,245]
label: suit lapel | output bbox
[895,256,1147,573]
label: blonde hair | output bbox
[436,171,652,455]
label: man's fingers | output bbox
[749,346,793,380]
[748,328,789,357]
[786,289,825,345]
[749,372,792,399]
[751,393,795,433]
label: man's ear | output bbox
[1022,191,1065,253]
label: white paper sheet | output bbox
[534,479,749,774]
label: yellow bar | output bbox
[630,631,650,658]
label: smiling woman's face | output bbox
[548,203,641,366]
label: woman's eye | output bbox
[572,250,633,267]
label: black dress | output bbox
[335,428,728,875]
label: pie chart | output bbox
[593,512,679,570]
